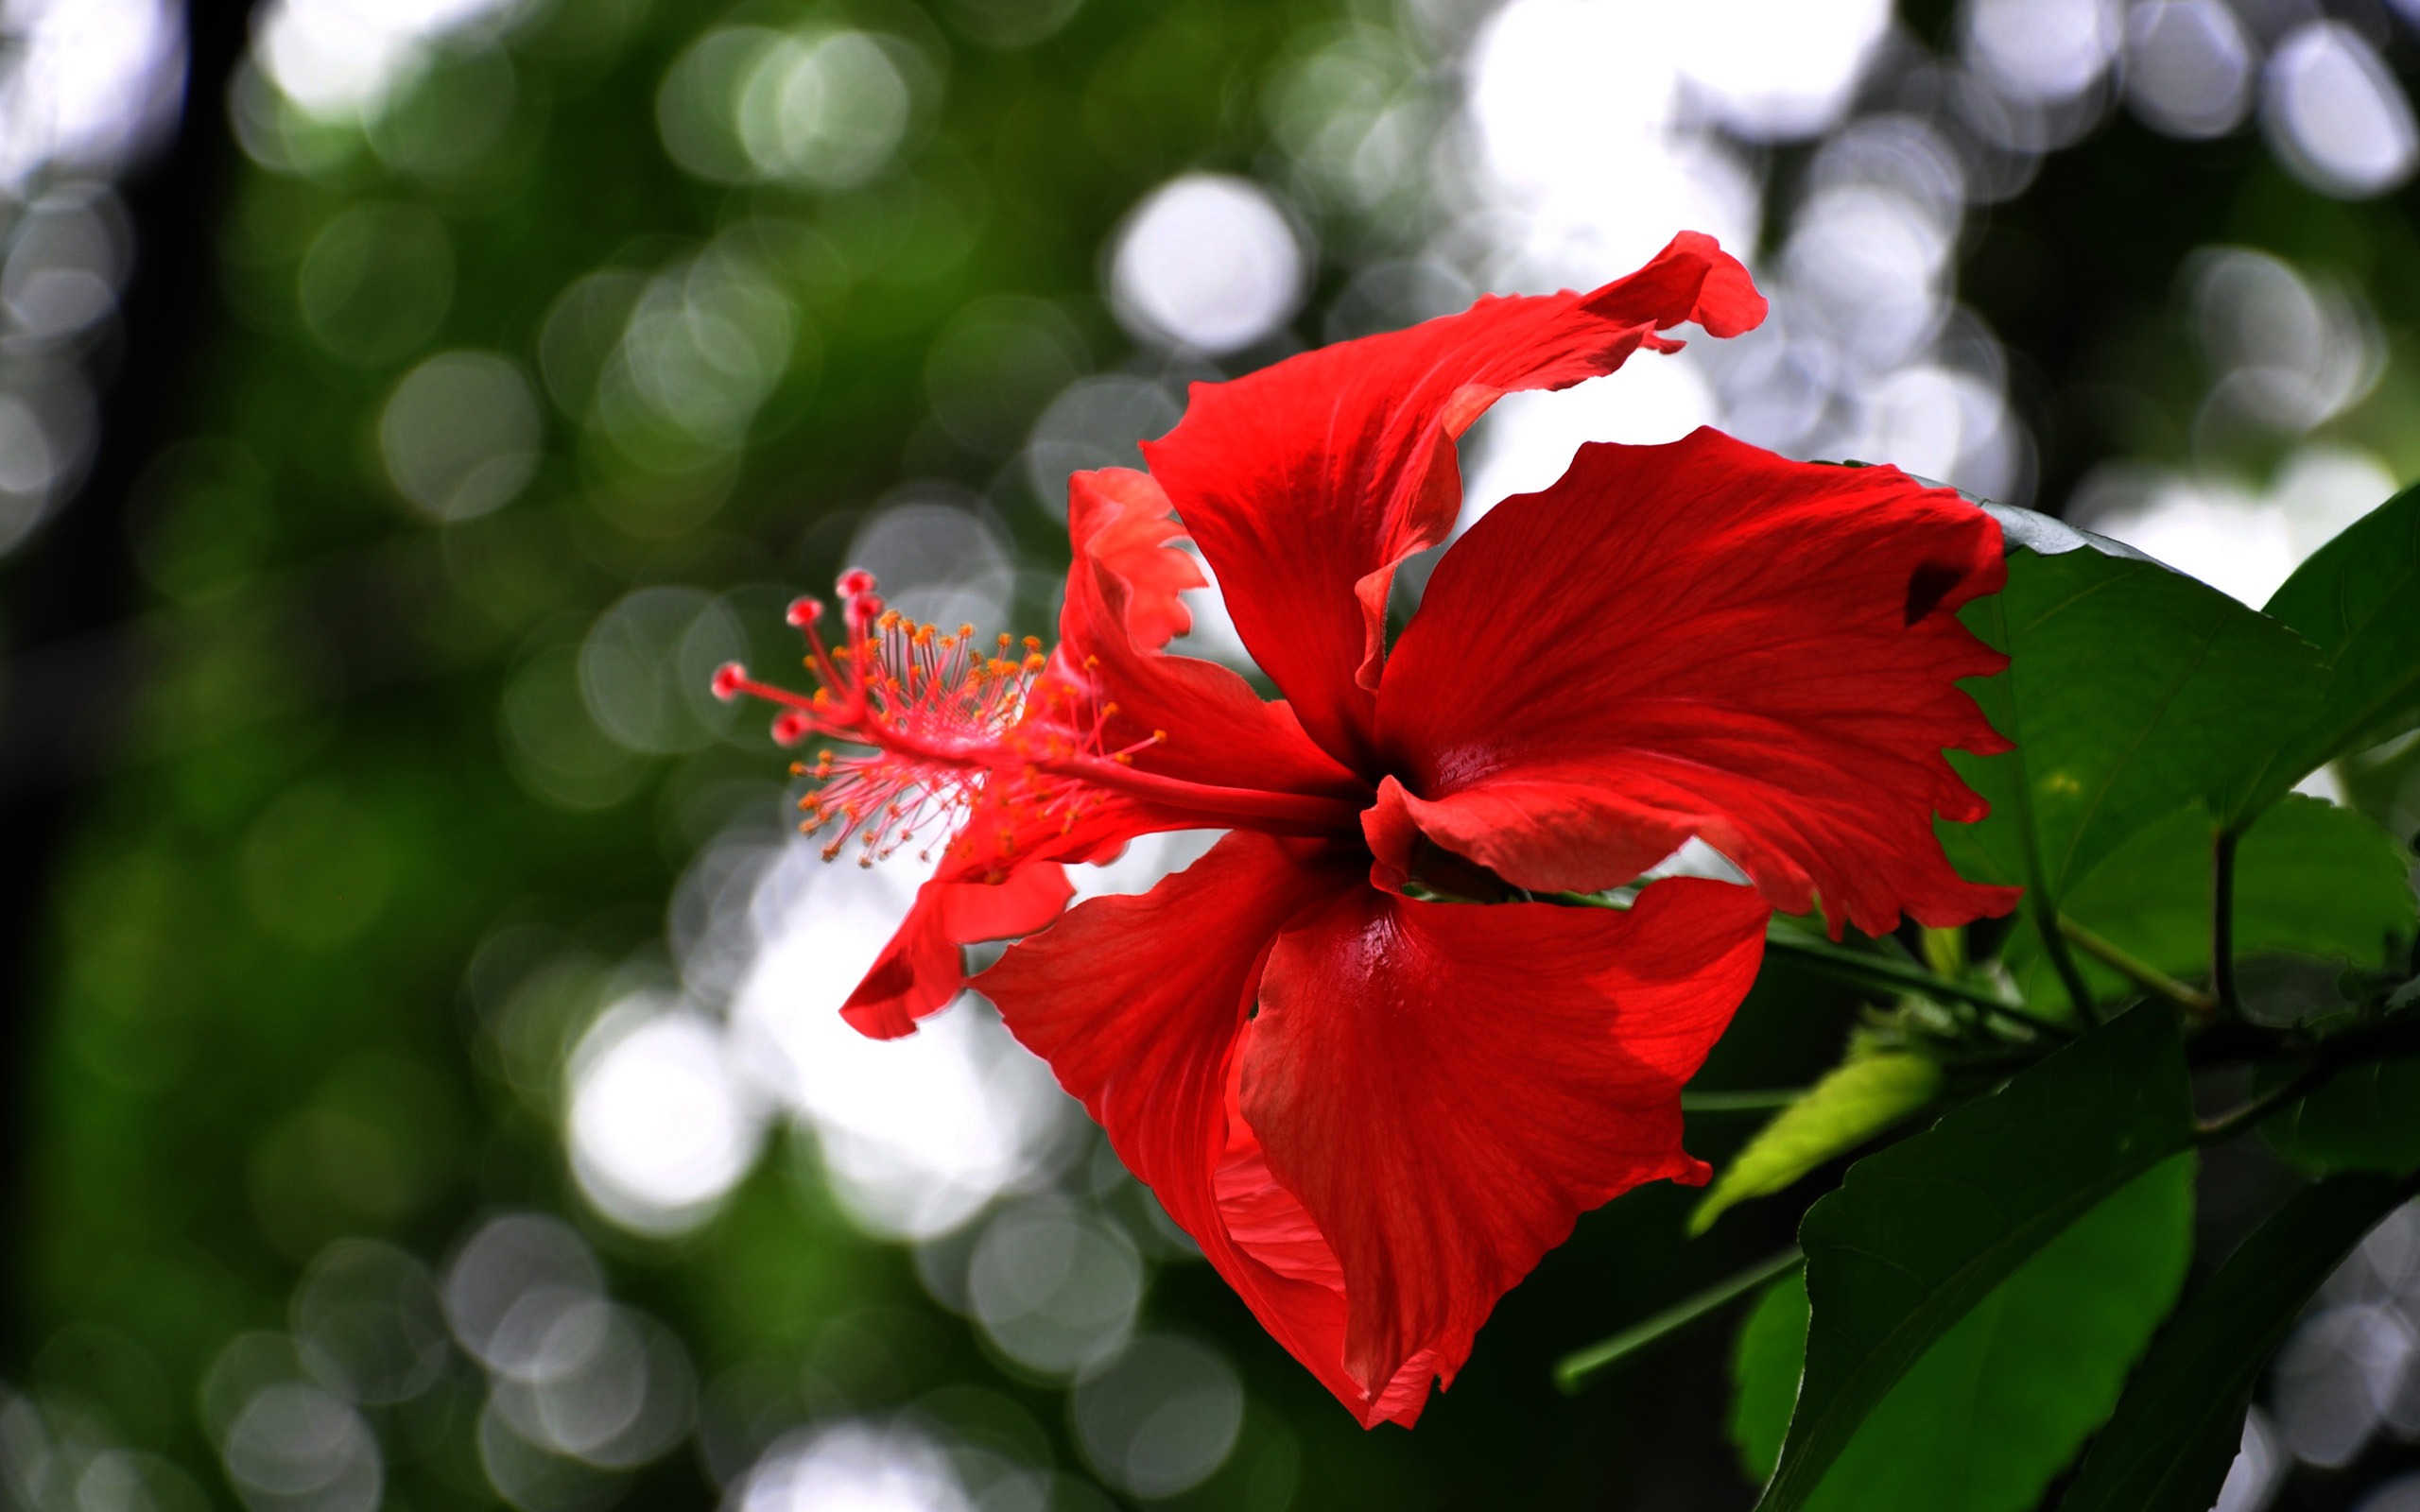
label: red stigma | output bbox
[786,597,823,628]
[712,662,749,701]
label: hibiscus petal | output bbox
[974,833,1450,1424]
[1374,428,2021,937]
[1240,876,1771,1406]
[1059,469,1366,804]
[840,862,1073,1040]
[1142,232,1764,769]
[1060,464,1205,654]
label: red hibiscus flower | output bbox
[714,231,2019,1427]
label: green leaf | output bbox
[2237,482,2420,817]
[1692,1053,1944,1234]
[2264,1056,2420,1174]
[1825,1160,2192,1509]
[2059,1174,2411,1512]
[1756,1006,2195,1512]
[1730,1161,2195,1510]
[2003,795,2416,1011]
[1731,1275,1809,1485]
[1938,541,2325,912]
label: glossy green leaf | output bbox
[1731,1160,2194,1509]
[1938,540,2325,912]
[1731,1274,1809,1485]
[2060,1174,2410,1512]
[2264,1055,2420,1175]
[2003,795,2415,1012]
[1692,1053,1943,1234]
[1805,1159,2191,1512]
[1755,1006,2195,1512]
[2237,483,2420,818]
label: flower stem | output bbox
[1762,932,2010,1013]
[1554,1247,1805,1394]
[2031,898,2103,1028]
[2196,1060,2336,1145]
[2057,915,2216,1018]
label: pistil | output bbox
[713,571,1360,867]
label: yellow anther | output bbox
[1152,730,1167,742]
[959,623,977,639]
[1022,653,1046,673]
[1114,752,1133,765]
[997,633,1013,651]
[1023,636,1042,653]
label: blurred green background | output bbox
[6,0,2420,1507]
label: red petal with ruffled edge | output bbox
[842,862,1075,1040]
[1057,469,1365,805]
[1142,232,1765,768]
[839,470,1366,1040]
[975,833,1431,1418]
[1239,877,1771,1410]
[1372,428,2021,938]
[1062,464,1207,653]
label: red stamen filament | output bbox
[715,575,1358,867]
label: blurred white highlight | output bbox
[1678,0,1891,140]
[2075,444,2395,609]
[729,853,1075,1241]
[2123,0,2254,140]
[0,0,182,187]
[255,0,522,119]
[2263,22,2418,199]
[220,1382,383,1512]
[1964,0,2121,103]
[1071,1334,1243,1499]
[567,1005,764,1236]
[1109,174,1306,354]
[735,1421,974,1512]
[379,350,541,521]
[968,1197,1146,1378]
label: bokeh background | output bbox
[7,0,2420,1507]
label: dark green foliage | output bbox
[2241,482,2420,817]
[1940,542,2325,907]
[1735,1159,2192,1511]
[2001,795,2416,1009]
[2059,1175,2414,1512]
[1757,1008,2194,1512]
